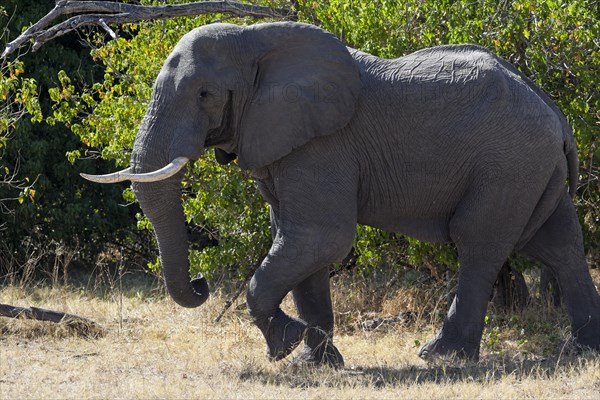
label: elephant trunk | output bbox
[133,179,209,308]
[130,117,209,308]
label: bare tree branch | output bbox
[2,0,295,58]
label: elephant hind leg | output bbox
[418,245,511,360]
[521,192,600,350]
[420,181,531,360]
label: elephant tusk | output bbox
[80,157,190,183]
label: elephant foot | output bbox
[418,335,479,361]
[261,309,307,361]
[288,343,345,369]
[573,314,600,352]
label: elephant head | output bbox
[82,22,362,308]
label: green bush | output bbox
[0,0,136,273]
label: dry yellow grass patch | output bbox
[1,281,599,399]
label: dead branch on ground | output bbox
[0,303,105,337]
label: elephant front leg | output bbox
[246,229,354,362]
[245,206,306,360]
[247,261,307,361]
[247,152,357,362]
[290,268,344,368]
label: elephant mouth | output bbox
[204,90,235,148]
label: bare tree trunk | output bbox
[2,0,295,58]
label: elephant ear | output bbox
[237,22,362,170]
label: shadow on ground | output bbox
[235,352,598,388]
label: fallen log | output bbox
[0,303,104,337]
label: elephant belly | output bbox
[357,213,452,243]
[355,164,464,243]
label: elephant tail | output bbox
[566,140,579,199]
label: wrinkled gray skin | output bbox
[129,22,600,367]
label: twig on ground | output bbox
[214,259,263,323]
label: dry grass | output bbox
[1,270,599,399]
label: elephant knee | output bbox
[246,266,287,324]
[245,229,354,322]
[311,230,354,265]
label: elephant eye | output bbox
[199,90,209,99]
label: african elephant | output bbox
[83,21,600,367]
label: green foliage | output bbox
[184,159,271,280]
[0,0,43,209]
[0,59,42,213]
[0,60,42,133]
[0,0,134,270]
